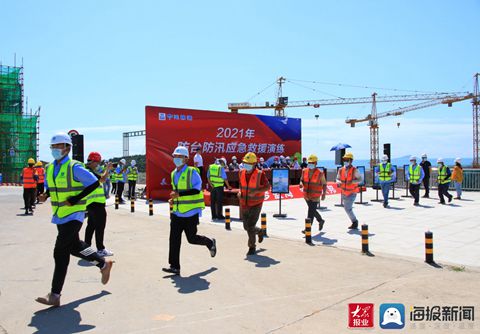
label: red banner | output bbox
[146,106,302,200]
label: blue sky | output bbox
[1,0,479,162]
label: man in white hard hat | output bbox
[36,133,113,307]
[420,153,432,198]
[436,158,453,204]
[406,156,424,206]
[229,156,240,171]
[163,146,217,275]
[375,154,395,208]
[127,159,138,200]
[115,158,128,203]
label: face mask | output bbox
[381,160,388,164]
[131,162,136,166]
[51,148,64,160]
[173,158,184,167]
[232,159,237,163]
[308,163,316,169]
[344,161,351,167]
[410,162,415,166]
[244,164,254,172]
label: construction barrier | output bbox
[425,231,434,264]
[225,208,231,230]
[305,218,312,244]
[361,224,374,257]
[261,213,268,237]
[149,198,153,216]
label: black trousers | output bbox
[438,183,452,203]
[409,183,420,204]
[168,213,213,270]
[85,203,107,250]
[305,199,323,223]
[36,183,45,202]
[52,220,105,294]
[23,188,36,211]
[116,182,125,202]
[423,177,430,196]
[111,182,117,194]
[128,180,136,199]
[210,186,224,218]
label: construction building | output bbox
[0,65,39,183]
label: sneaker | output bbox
[438,201,445,205]
[246,247,256,256]
[209,238,217,257]
[100,260,114,284]
[455,197,461,200]
[97,249,114,257]
[24,210,29,215]
[318,219,325,231]
[448,196,453,203]
[35,292,61,307]
[348,221,358,230]
[258,230,264,244]
[422,195,429,198]
[162,267,180,275]
[414,202,420,206]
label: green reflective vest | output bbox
[127,166,138,181]
[409,165,421,184]
[437,165,451,184]
[208,164,224,188]
[86,170,106,206]
[46,159,87,218]
[378,163,392,181]
[171,166,205,214]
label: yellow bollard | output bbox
[149,198,153,216]
[130,198,135,213]
[115,196,119,210]
[225,208,231,230]
[305,218,312,244]
[261,213,268,237]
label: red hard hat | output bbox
[87,152,102,162]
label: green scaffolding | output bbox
[0,65,38,183]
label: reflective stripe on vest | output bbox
[208,164,224,188]
[239,169,265,207]
[22,167,37,188]
[127,166,138,181]
[46,159,87,218]
[378,163,392,181]
[339,166,358,196]
[36,167,45,183]
[171,166,205,214]
[409,165,421,184]
[437,166,451,184]
[87,171,106,206]
[302,168,324,198]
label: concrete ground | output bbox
[0,186,479,334]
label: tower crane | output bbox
[345,93,474,167]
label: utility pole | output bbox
[473,73,479,168]
[369,92,379,168]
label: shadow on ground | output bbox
[244,249,280,268]
[164,267,217,294]
[28,290,111,334]
[312,232,338,245]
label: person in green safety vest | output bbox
[207,157,232,220]
[436,158,453,204]
[375,154,395,208]
[110,166,117,195]
[406,156,425,206]
[127,159,138,200]
[36,132,113,307]
[162,145,217,276]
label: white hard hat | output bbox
[232,156,237,160]
[260,157,264,162]
[437,158,444,163]
[382,154,389,161]
[455,157,461,163]
[280,155,285,159]
[410,156,417,161]
[172,146,189,157]
[421,153,427,158]
[50,132,72,146]
[131,160,136,165]
[220,157,227,165]
[120,158,126,164]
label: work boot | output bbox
[100,260,114,284]
[246,247,256,256]
[162,267,180,275]
[438,201,445,205]
[35,293,61,307]
[209,238,217,257]
[348,220,358,230]
[448,196,453,203]
[258,230,264,243]
[422,194,429,198]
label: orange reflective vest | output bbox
[239,169,265,207]
[338,166,358,196]
[22,167,37,189]
[36,167,45,184]
[302,168,324,199]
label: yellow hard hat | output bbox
[307,154,318,163]
[343,152,354,160]
[243,152,257,164]
[35,161,43,167]
[28,158,35,164]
